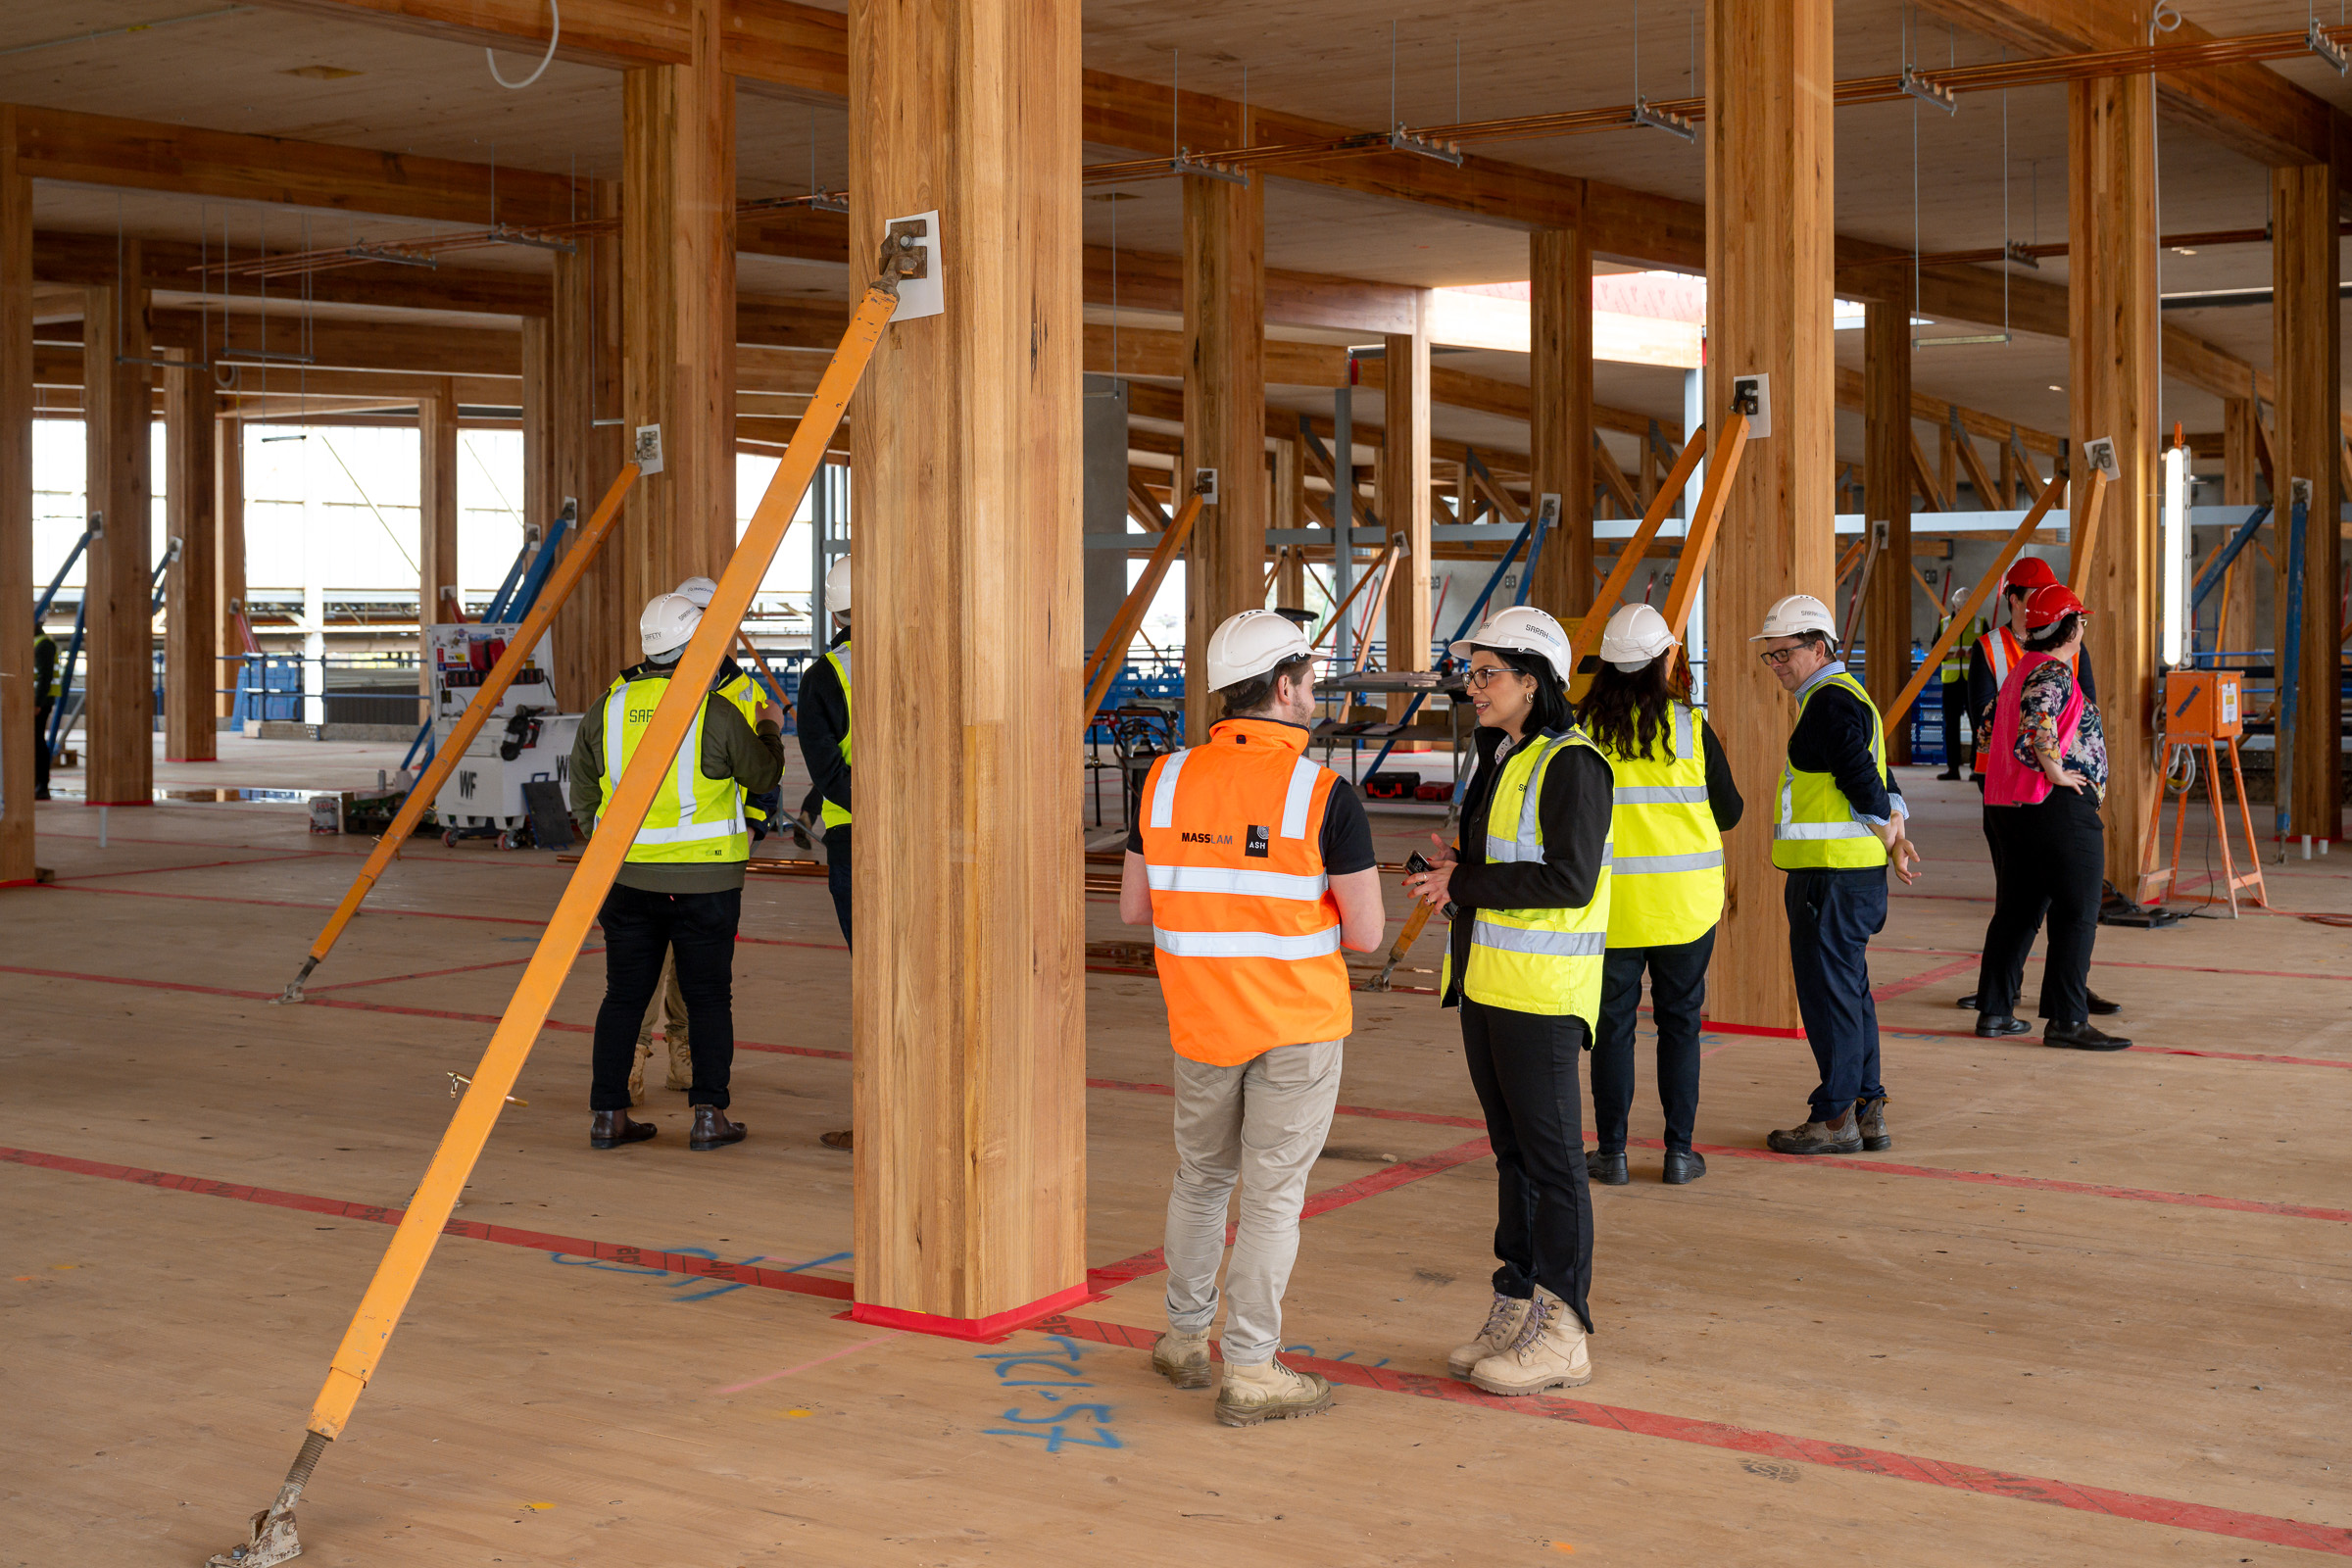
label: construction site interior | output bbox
[3,0,2349,1563]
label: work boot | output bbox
[1586,1149,1629,1187]
[2043,1020,2132,1052]
[1152,1329,1213,1390]
[1937,768,1962,781]
[1661,1148,1706,1184]
[628,1039,651,1105]
[1976,1012,2032,1038]
[2085,990,2122,1016]
[689,1104,748,1151]
[589,1109,656,1150]
[1213,1357,1334,1427]
[1446,1292,1533,1378]
[1468,1286,1592,1396]
[1853,1097,1891,1152]
[663,1031,693,1093]
[1766,1110,1863,1156]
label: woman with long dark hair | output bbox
[1402,606,1613,1396]
[1576,605,1743,1185]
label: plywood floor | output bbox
[3,754,2348,1565]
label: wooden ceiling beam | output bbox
[32,229,551,317]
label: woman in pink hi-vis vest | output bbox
[1971,584,2132,1051]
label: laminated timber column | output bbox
[2069,76,2161,876]
[1529,228,1593,620]
[622,8,735,597]
[215,419,243,721]
[1273,437,1306,608]
[418,382,459,698]
[2220,398,2261,661]
[2272,163,2343,839]
[1180,167,1265,744]
[1862,300,1913,764]
[1380,292,1432,716]
[1704,0,1835,1031]
[0,116,31,883]
[551,180,624,710]
[162,351,217,761]
[845,0,1087,1334]
[82,241,152,808]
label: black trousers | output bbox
[1939,680,1965,769]
[1976,788,2104,1025]
[1459,996,1595,1333]
[824,823,853,948]
[1785,868,1887,1123]
[1592,926,1715,1153]
[590,883,742,1110]
[33,700,52,794]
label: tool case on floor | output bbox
[1362,771,1420,801]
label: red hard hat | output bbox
[2022,582,2084,629]
[2003,557,2058,593]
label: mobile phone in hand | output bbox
[1402,851,1456,918]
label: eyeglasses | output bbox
[1463,665,1524,689]
[1758,647,1806,667]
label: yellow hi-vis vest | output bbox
[820,641,853,830]
[598,673,749,864]
[1772,669,1892,872]
[713,665,768,827]
[1595,702,1723,948]
[1446,728,1614,1026]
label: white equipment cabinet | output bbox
[426,623,580,848]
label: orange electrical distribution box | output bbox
[2160,669,2242,741]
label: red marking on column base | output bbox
[848,1281,1098,1343]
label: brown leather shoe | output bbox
[590,1109,657,1150]
[690,1104,748,1151]
[1853,1096,1890,1152]
[1765,1110,1862,1156]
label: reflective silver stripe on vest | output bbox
[1672,702,1692,760]
[831,645,853,686]
[1152,925,1344,960]
[1611,849,1725,875]
[1468,919,1606,957]
[671,702,703,820]
[1280,757,1319,839]
[1774,767,1876,840]
[1149,748,1192,829]
[1146,864,1330,901]
[1614,784,1708,805]
[1484,735,1566,863]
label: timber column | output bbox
[1,114,30,882]
[1704,0,1836,1030]
[2271,162,2342,841]
[1380,293,1432,715]
[623,5,736,598]
[846,0,1087,1334]
[83,241,153,808]
[1180,164,1265,744]
[2219,398,2260,662]
[2068,77,2160,877]
[419,382,459,698]
[551,179,624,708]
[1861,301,1913,763]
[163,351,218,761]
[1529,228,1594,620]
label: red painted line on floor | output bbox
[1871,956,1981,1003]
[52,852,325,882]
[41,882,551,924]
[306,952,607,994]
[1871,1019,2352,1069]
[0,1144,856,1302]
[15,1141,2348,1556]
[1874,943,2352,986]
[1036,1315,2352,1558]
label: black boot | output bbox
[1661,1149,1706,1184]
[2043,1020,2132,1052]
[691,1103,749,1151]
[1976,1013,2032,1038]
[589,1109,657,1150]
[1586,1149,1629,1186]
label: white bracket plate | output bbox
[886,210,944,321]
[1731,373,1772,439]
[633,424,664,475]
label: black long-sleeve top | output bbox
[796,628,853,822]
[1787,673,1902,823]
[1698,717,1745,830]
[1440,725,1615,1009]
[1965,622,2095,777]
[33,632,56,704]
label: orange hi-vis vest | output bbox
[1137,717,1351,1066]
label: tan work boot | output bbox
[1213,1357,1333,1427]
[1766,1109,1863,1155]
[1468,1286,1592,1396]
[663,1029,693,1092]
[627,1038,652,1105]
[1853,1096,1890,1152]
[1152,1329,1213,1390]
[1446,1292,1532,1379]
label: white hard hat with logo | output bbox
[639,592,703,661]
[823,556,853,613]
[1206,609,1314,691]
[1750,593,1838,642]
[1449,605,1573,682]
[1597,603,1677,671]
[674,575,719,611]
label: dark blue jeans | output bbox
[1784,867,1887,1122]
[590,883,741,1110]
[824,823,853,948]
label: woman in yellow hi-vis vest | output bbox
[567,593,786,1153]
[1404,607,1614,1399]
[1752,595,1920,1159]
[1578,606,1743,1188]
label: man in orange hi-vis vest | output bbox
[1121,610,1387,1429]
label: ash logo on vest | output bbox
[1180,830,1231,845]
[1245,825,1271,858]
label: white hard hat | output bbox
[674,575,719,611]
[639,592,703,661]
[1205,609,1313,691]
[1751,593,1838,642]
[1448,605,1572,682]
[1597,603,1676,671]
[823,556,853,613]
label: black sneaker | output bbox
[1586,1149,1630,1186]
[2043,1020,2131,1052]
